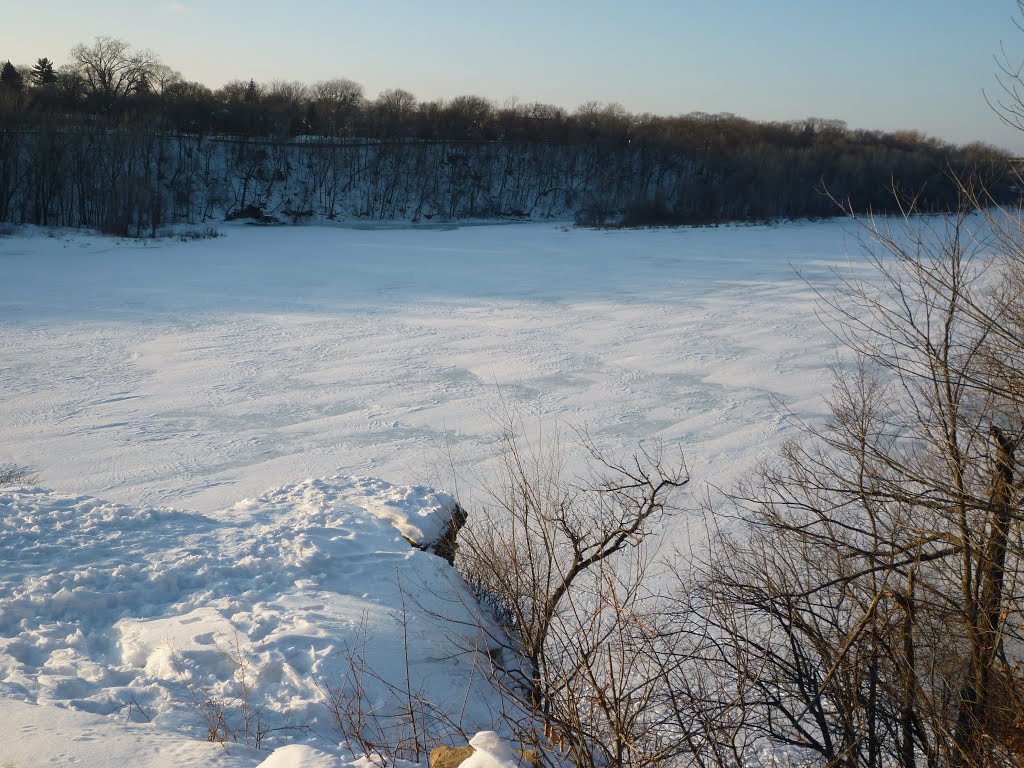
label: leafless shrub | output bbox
[0,462,36,485]
[454,420,688,767]
[116,695,151,724]
[176,226,221,241]
[321,596,474,766]
[171,633,308,751]
[669,189,1024,768]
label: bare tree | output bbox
[311,78,363,109]
[147,63,184,96]
[456,421,687,766]
[375,88,416,120]
[310,78,363,135]
[676,194,1024,768]
[264,80,308,105]
[444,95,494,137]
[68,36,159,104]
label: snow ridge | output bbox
[0,478,500,766]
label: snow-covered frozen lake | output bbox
[0,220,872,767]
[1,220,858,514]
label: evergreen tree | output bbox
[30,57,57,87]
[134,71,151,95]
[244,78,260,104]
[0,61,24,92]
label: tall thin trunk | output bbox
[956,426,1016,768]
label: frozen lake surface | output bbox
[1,220,860,514]
[0,219,876,767]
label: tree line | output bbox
[0,37,1013,234]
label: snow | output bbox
[0,221,858,515]
[0,220,866,765]
[0,697,259,767]
[0,478,497,766]
[460,732,526,768]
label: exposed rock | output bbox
[428,740,539,768]
[429,501,468,565]
[399,501,467,566]
[429,744,475,768]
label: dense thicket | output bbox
[0,40,1013,234]
[450,196,1024,768]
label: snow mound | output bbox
[228,475,460,548]
[461,731,528,768]
[255,743,416,768]
[0,477,501,765]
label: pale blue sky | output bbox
[5,1,1024,151]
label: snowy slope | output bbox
[0,478,503,766]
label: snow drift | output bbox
[0,477,504,766]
